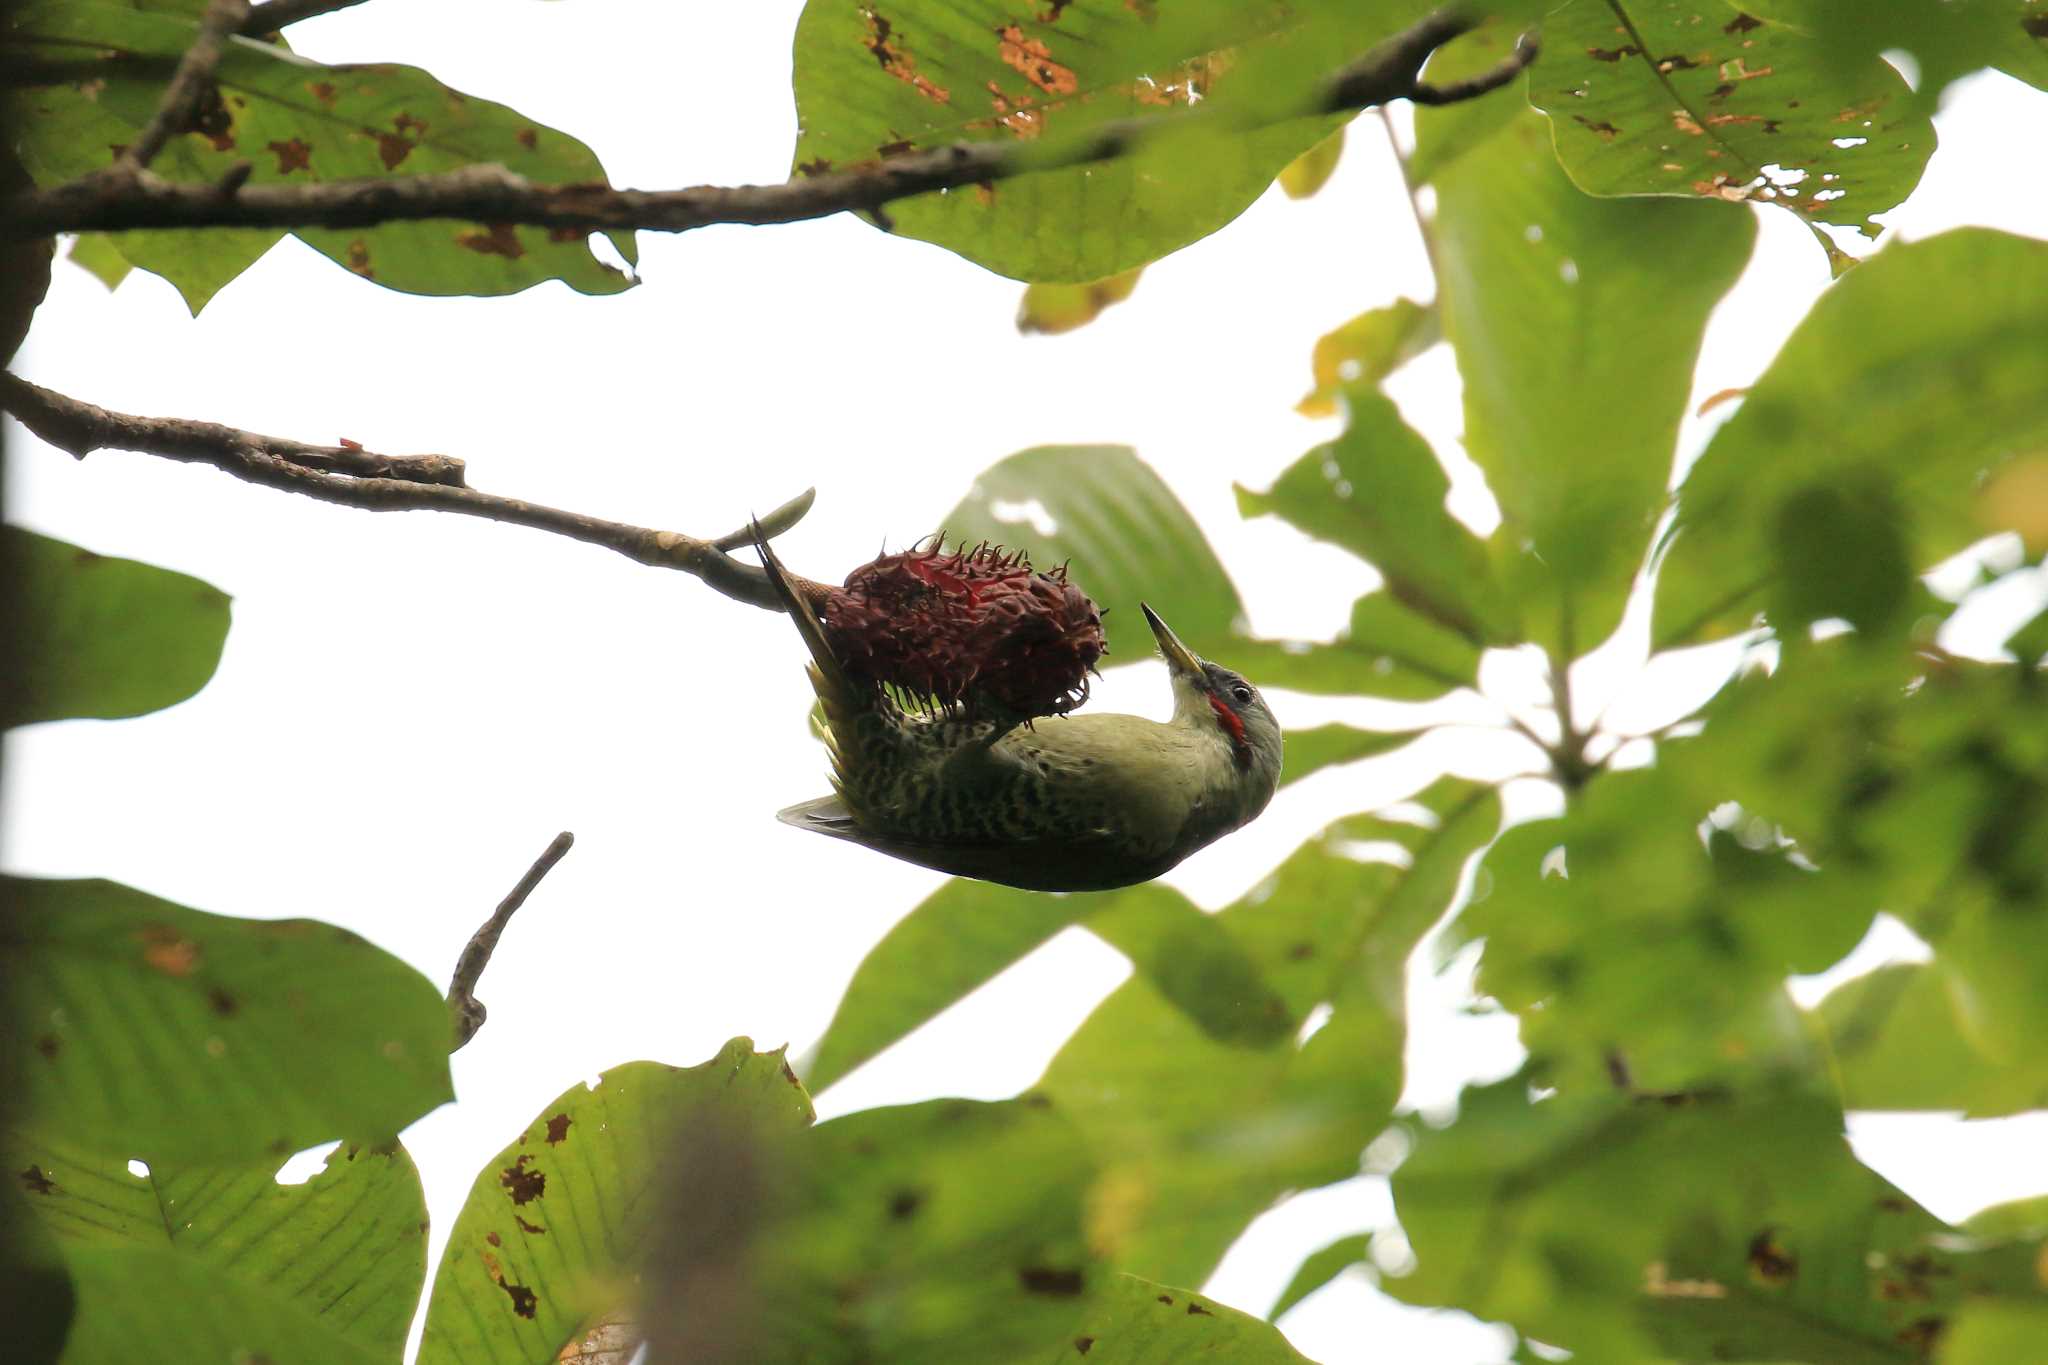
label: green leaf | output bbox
[11,1129,426,1362]
[1421,94,1755,657]
[788,1,1425,281]
[1069,1273,1314,1362]
[1654,229,2048,648]
[419,1039,814,1365]
[1812,963,2048,1117]
[1088,892,1294,1048]
[1040,781,1499,1286]
[1268,1233,1369,1320]
[2,876,453,1163]
[1741,0,2048,112]
[1276,722,1420,789]
[5,527,231,727]
[64,234,131,291]
[1405,21,1531,186]
[1294,296,1440,417]
[1532,1,1934,270]
[1943,1302,2048,1365]
[803,879,1117,1095]
[10,3,635,307]
[1239,388,1511,643]
[1277,125,1345,200]
[1388,1076,2015,1362]
[744,1097,1101,1363]
[2002,596,2048,665]
[1017,268,1143,334]
[1226,592,1486,700]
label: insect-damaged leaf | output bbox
[418,1040,814,1365]
[2,876,453,1163]
[3,526,231,728]
[8,1129,426,1365]
[789,0,1436,281]
[8,2,636,309]
[1531,1,1935,273]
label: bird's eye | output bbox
[1231,684,1254,706]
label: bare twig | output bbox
[0,372,816,610]
[1409,30,1541,106]
[7,8,1535,240]
[449,832,575,1051]
[122,0,251,172]
[239,0,368,36]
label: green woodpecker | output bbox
[756,532,1284,892]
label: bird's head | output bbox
[1142,603,1284,797]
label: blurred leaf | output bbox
[1420,90,1755,657]
[2002,597,2048,665]
[1088,893,1293,1048]
[1389,1076,2030,1362]
[1294,296,1439,417]
[1277,722,1420,789]
[1240,388,1510,643]
[1812,963,2048,1117]
[4,526,231,728]
[1405,21,1530,186]
[1018,267,1143,334]
[1071,1273,1314,1362]
[1226,591,1485,700]
[789,1,1427,281]
[2,876,453,1163]
[804,880,1123,1095]
[1654,229,2048,648]
[9,2,635,308]
[1533,1,1933,272]
[1278,125,1345,199]
[64,234,131,291]
[419,1039,814,1365]
[746,1098,1100,1363]
[1268,1233,1369,1319]
[1944,1302,2048,1365]
[11,1129,426,1362]
[1748,0,2048,111]
[1039,781,1499,1286]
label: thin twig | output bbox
[448,832,575,1051]
[239,0,367,36]
[0,372,817,611]
[1409,30,1541,105]
[7,8,1531,240]
[121,0,251,172]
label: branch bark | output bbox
[5,9,1540,240]
[0,372,818,610]
[448,832,574,1052]
[121,0,250,172]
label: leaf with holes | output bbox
[1067,1273,1314,1362]
[1421,69,1755,657]
[4,527,231,728]
[418,1039,814,1365]
[1532,1,1933,272]
[8,1128,426,1363]
[789,0,1433,281]
[3,876,453,1163]
[1038,781,1499,1287]
[9,2,636,309]
[1653,229,2048,649]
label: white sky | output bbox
[7,4,2048,1360]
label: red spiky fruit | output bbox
[819,538,1107,718]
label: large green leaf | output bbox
[11,1129,426,1363]
[1653,229,2048,648]
[1388,1076,2044,1362]
[1422,78,1755,657]
[1238,387,1512,644]
[5,527,231,727]
[1743,0,2048,111]
[1532,0,1934,270]
[2,876,453,1163]
[1276,722,1421,789]
[742,1097,1101,1363]
[419,1039,814,1365]
[1039,781,1499,1286]
[10,2,636,309]
[1067,1273,1314,1362]
[789,1,1430,281]
[1268,1233,1369,1320]
[1812,963,2048,1117]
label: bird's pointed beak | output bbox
[1141,603,1204,680]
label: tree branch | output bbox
[239,0,369,36]
[0,372,818,611]
[6,9,1538,240]
[1409,29,1541,105]
[448,831,574,1052]
[122,0,250,173]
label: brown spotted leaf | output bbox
[1531,0,1935,272]
[8,2,635,307]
